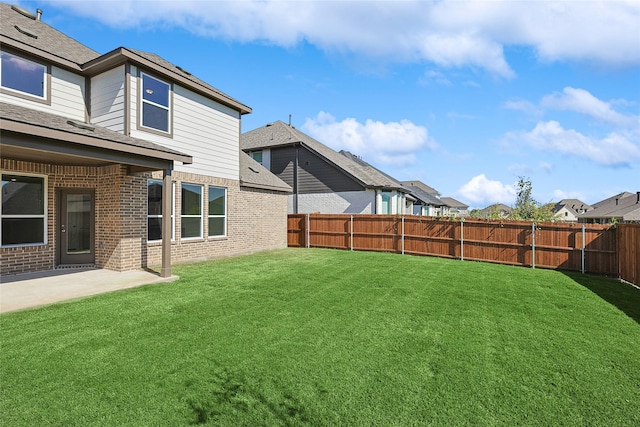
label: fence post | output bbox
[581,225,586,274]
[306,214,310,248]
[350,215,354,251]
[531,222,536,269]
[460,219,464,261]
[401,216,405,255]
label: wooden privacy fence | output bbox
[618,223,640,286]
[288,214,628,280]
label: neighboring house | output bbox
[552,199,591,222]
[0,3,290,277]
[475,204,513,219]
[400,180,447,216]
[440,197,469,218]
[241,120,412,214]
[578,192,640,224]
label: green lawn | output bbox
[1,248,639,426]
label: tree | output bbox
[511,177,556,222]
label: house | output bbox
[473,204,513,219]
[552,199,591,222]
[440,197,469,218]
[578,192,640,224]
[0,3,291,277]
[241,120,412,214]
[400,180,447,216]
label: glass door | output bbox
[59,190,94,265]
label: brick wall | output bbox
[145,171,289,267]
[1,160,288,276]
[1,159,148,276]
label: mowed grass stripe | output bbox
[1,248,638,426]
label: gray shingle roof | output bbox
[403,185,446,206]
[241,121,407,191]
[239,152,292,193]
[1,101,191,161]
[580,192,640,221]
[440,197,468,209]
[0,3,99,65]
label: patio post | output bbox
[160,168,173,278]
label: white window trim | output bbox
[207,186,227,238]
[139,71,172,134]
[147,179,175,243]
[0,171,48,247]
[181,183,203,240]
[0,50,49,102]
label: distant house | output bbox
[475,203,513,219]
[241,120,412,214]
[552,199,591,222]
[440,197,469,218]
[401,181,447,216]
[0,3,290,276]
[579,192,640,224]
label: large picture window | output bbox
[140,72,171,133]
[208,186,226,237]
[181,183,202,239]
[0,51,47,100]
[147,179,174,242]
[1,174,46,246]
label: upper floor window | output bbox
[251,151,263,165]
[140,72,171,134]
[0,51,48,101]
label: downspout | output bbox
[124,64,131,136]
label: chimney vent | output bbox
[36,8,42,21]
[636,191,639,204]
[615,198,619,205]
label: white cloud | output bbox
[458,174,516,206]
[301,111,436,167]
[541,87,639,127]
[39,0,640,75]
[503,120,640,167]
[503,99,543,117]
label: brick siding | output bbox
[1,160,288,276]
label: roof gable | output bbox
[242,121,408,191]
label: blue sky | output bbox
[18,0,640,208]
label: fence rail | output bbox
[288,214,630,281]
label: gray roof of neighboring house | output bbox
[1,3,100,66]
[403,185,446,206]
[580,192,640,220]
[1,101,192,163]
[400,180,440,196]
[1,3,251,114]
[441,197,469,209]
[553,199,591,213]
[239,152,292,193]
[241,120,408,191]
[589,192,634,210]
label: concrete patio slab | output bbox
[0,268,178,314]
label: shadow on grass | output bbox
[563,271,640,325]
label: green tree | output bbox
[511,177,556,222]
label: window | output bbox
[147,179,174,242]
[181,183,202,239]
[380,192,391,215]
[208,186,226,237]
[1,174,46,246]
[0,51,47,100]
[140,72,170,133]
[251,151,263,164]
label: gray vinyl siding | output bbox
[269,146,364,193]
[0,65,85,121]
[90,65,125,132]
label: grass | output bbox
[1,248,639,426]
